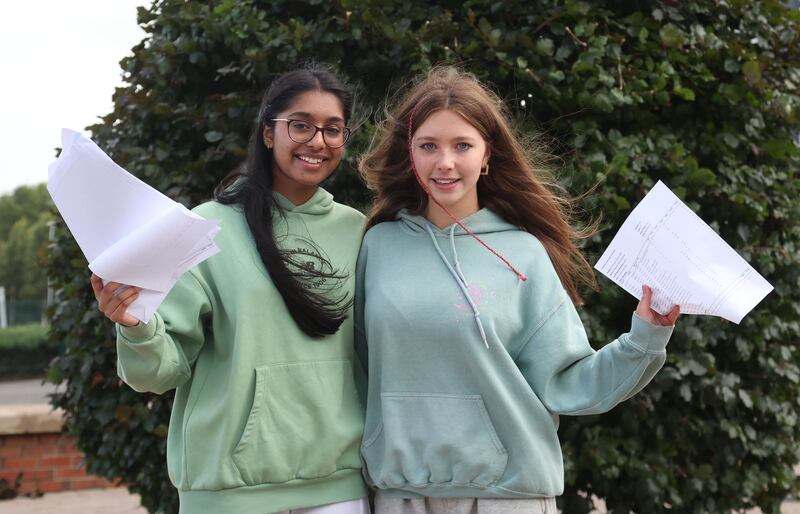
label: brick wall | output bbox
[0,405,115,496]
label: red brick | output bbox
[70,455,85,466]
[54,438,77,452]
[19,482,39,494]
[38,481,65,493]
[54,446,78,457]
[40,448,72,459]
[37,433,61,444]
[55,467,91,479]
[1,436,34,447]
[29,470,53,481]
[69,478,107,491]
[24,445,54,456]
[0,471,22,482]
[26,435,43,447]
[3,457,37,469]
[97,479,116,488]
[0,446,22,458]
[41,456,71,467]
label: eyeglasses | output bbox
[271,118,351,148]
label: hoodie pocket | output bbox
[361,393,508,489]
[232,360,364,485]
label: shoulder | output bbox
[330,201,366,226]
[489,228,551,264]
[356,221,403,262]
[191,200,242,220]
[189,201,249,252]
[363,220,401,245]
[500,229,548,254]
[492,230,563,287]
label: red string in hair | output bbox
[406,105,527,282]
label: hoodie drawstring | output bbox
[406,105,527,282]
[425,224,490,349]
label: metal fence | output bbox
[0,288,44,327]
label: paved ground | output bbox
[0,377,58,405]
[0,487,145,514]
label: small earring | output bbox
[480,162,489,176]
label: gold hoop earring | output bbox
[480,162,489,176]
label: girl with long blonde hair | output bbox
[355,66,679,513]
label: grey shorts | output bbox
[375,492,557,514]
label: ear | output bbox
[482,145,491,168]
[262,126,273,150]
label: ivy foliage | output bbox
[47,1,800,513]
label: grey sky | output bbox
[0,1,146,195]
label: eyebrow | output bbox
[415,135,480,142]
[287,111,345,124]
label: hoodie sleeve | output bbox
[515,297,674,416]
[116,270,211,394]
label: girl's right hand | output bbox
[636,284,680,327]
[90,273,141,327]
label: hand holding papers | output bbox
[47,129,221,323]
[595,181,773,324]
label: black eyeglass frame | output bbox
[270,118,352,148]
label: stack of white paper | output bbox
[47,129,221,323]
[595,181,773,324]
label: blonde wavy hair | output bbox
[359,66,596,304]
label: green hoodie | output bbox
[117,188,367,514]
[355,208,673,499]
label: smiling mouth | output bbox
[432,178,459,184]
[297,155,325,164]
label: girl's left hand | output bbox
[636,285,680,327]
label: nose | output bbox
[305,128,325,150]
[435,149,455,171]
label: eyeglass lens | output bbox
[287,120,349,148]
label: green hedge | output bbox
[0,323,48,348]
[47,1,800,513]
[0,324,59,379]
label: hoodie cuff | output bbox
[623,312,674,354]
[117,315,160,343]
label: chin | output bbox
[299,172,334,187]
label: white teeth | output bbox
[434,178,458,184]
[298,155,323,164]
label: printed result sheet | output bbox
[595,181,772,324]
[47,129,221,323]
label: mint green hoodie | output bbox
[355,209,673,499]
[117,188,367,514]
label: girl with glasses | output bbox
[355,66,680,514]
[91,64,369,514]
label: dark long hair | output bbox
[215,64,355,337]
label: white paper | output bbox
[595,181,772,324]
[47,129,221,322]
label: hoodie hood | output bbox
[397,208,520,237]
[273,187,334,215]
